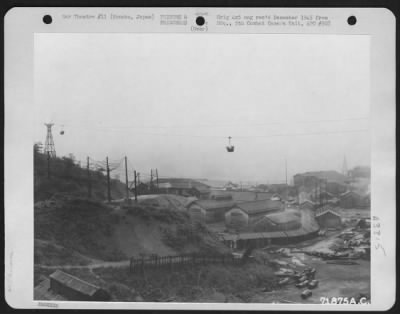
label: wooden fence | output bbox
[129,253,243,274]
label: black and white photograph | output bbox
[4,7,396,310]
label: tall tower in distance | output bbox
[342,155,348,176]
[44,123,56,157]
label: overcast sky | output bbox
[34,33,370,183]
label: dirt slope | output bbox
[35,196,228,264]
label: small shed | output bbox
[49,270,111,301]
[315,205,342,229]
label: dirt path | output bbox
[36,260,130,270]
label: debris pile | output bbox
[305,229,370,262]
[267,248,320,300]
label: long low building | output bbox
[187,199,285,225]
[187,199,236,223]
[225,200,284,230]
[220,209,319,249]
[251,211,301,233]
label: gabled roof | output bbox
[236,200,283,215]
[300,199,315,205]
[295,170,348,184]
[192,185,211,193]
[340,190,362,198]
[49,270,101,297]
[315,205,341,217]
[191,199,235,210]
[210,190,274,202]
[261,212,300,225]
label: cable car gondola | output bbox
[60,124,65,135]
[226,136,235,152]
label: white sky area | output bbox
[34,33,370,183]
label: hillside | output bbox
[34,149,126,202]
[34,195,228,264]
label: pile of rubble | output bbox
[266,248,319,300]
[272,264,319,300]
[305,229,370,263]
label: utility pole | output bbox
[125,156,129,201]
[47,151,50,179]
[150,169,153,193]
[137,172,140,195]
[87,157,92,198]
[134,170,138,202]
[156,169,159,189]
[106,157,111,203]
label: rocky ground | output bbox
[249,222,370,304]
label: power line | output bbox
[78,128,368,139]
[58,116,369,130]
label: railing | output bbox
[129,253,242,274]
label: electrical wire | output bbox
[53,116,369,130]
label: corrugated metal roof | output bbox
[210,190,274,202]
[236,200,283,215]
[264,212,299,224]
[315,205,341,217]
[192,199,235,210]
[49,270,100,297]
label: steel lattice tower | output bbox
[44,123,56,157]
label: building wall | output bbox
[188,205,206,224]
[205,207,229,223]
[300,202,314,211]
[316,212,341,228]
[50,279,89,301]
[225,208,249,230]
[294,175,319,188]
[340,194,362,208]
[326,182,347,195]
